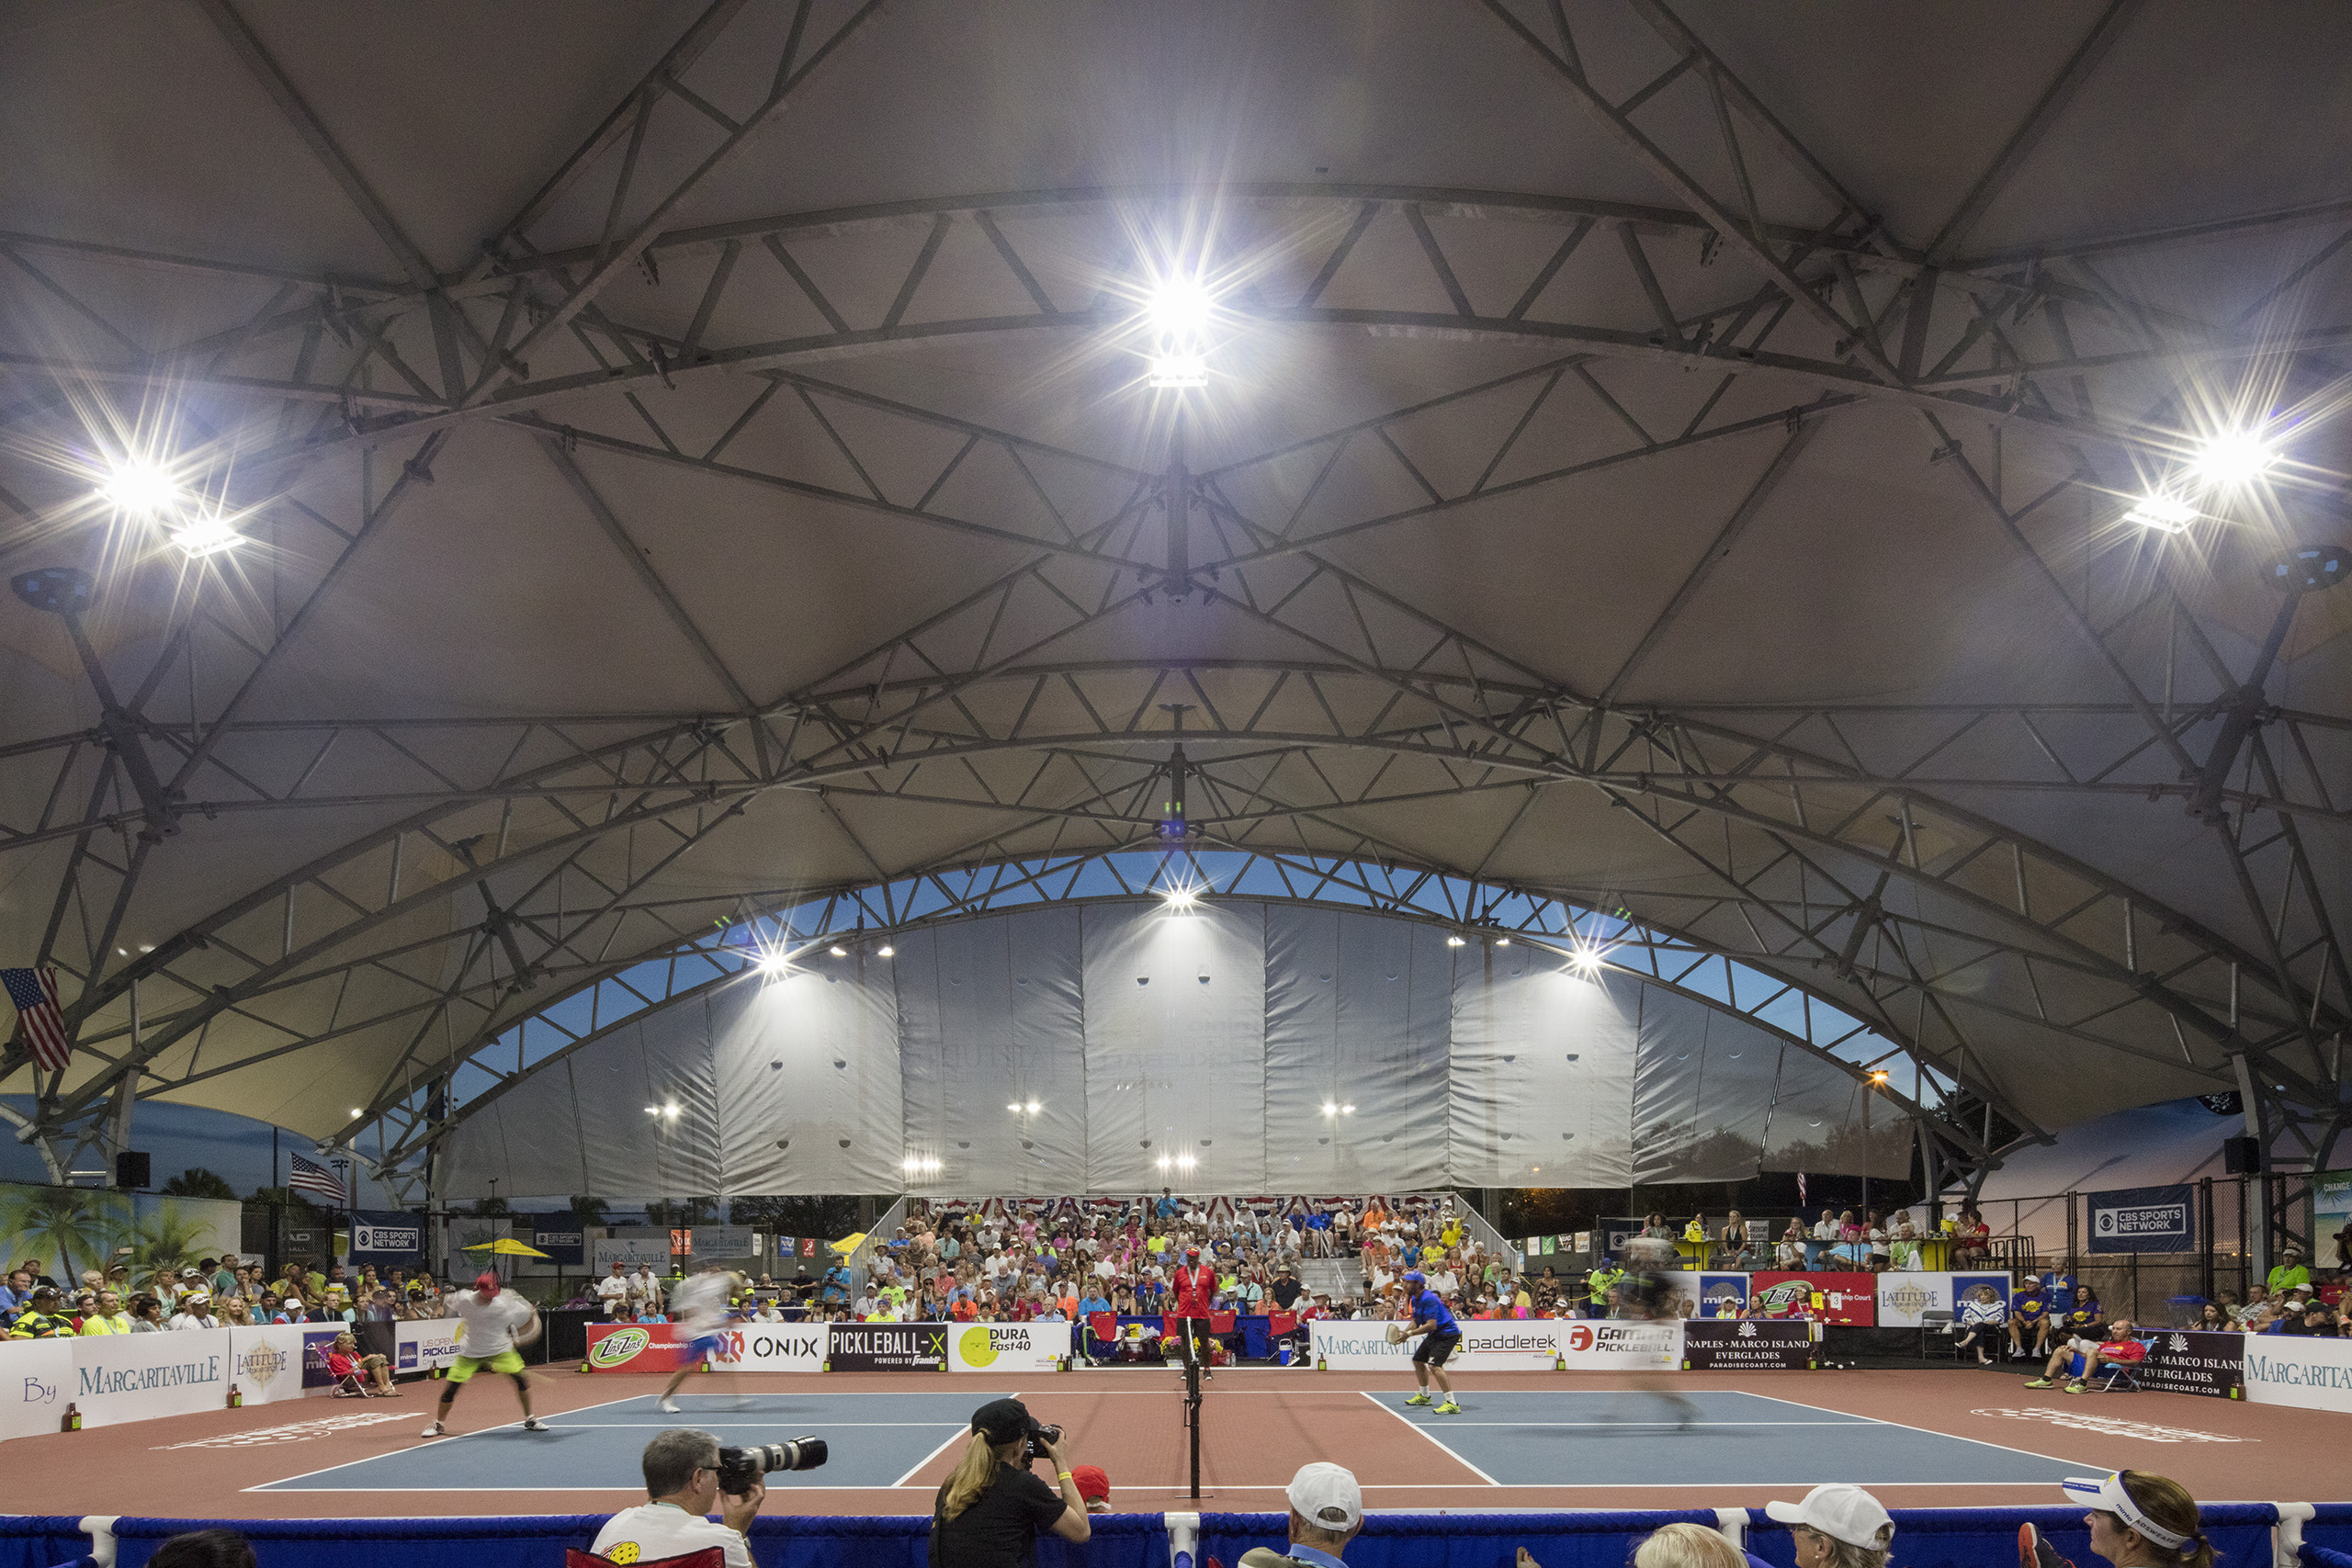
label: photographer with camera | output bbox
[931,1397,1090,1567]
[593,1428,826,1568]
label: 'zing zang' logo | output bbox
[588,1328,651,1369]
[1750,1280,1810,1316]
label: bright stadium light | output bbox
[1174,1152,1197,1171]
[876,943,895,958]
[1322,1101,1339,1117]
[757,950,791,976]
[1146,351,1209,389]
[1341,1104,1354,1114]
[168,511,247,558]
[348,1109,364,1119]
[1161,884,1200,911]
[1155,1154,1172,1171]
[1146,277,1216,340]
[663,1103,680,1118]
[1007,1102,1023,1112]
[96,459,186,516]
[2124,493,2199,533]
[2190,428,2275,486]
[1025,1099,1042,1114]
[830,944,848,957]
[1493,937,1510,947]
[645,1106,660,1115]
[1446,935,1466,948]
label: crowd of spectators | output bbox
[1,1251,464,1338]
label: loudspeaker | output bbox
[2222,1135,2260,1175]
[115,1150,152,1189]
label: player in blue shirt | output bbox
[1396,1269,1464,1415]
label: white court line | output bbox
[1387,1419,1867,1427]
[1696,1387,2103,1470]
[1355,1391,1499,1486]
[245,1390,652,1493]
[891,1386,1019,1486]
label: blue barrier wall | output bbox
[2309,1506,2352,1556]
[0,1519,87,1568]
[1747,1504,2280,1568]
[1198,1508,1724,1568]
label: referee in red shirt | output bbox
[1171,1245,1220,1382]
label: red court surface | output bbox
[7,1365,2345,1520]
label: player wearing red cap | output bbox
[420,1271,544,1438]
[1170,1244,1220,1382]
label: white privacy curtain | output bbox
[440,897,1901,1197]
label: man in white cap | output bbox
[1765,1483,1894,1568]
[1239,1461,1363,1567]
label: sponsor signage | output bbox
[348,1210,424,1262]
[2133,1330,2245,1399]
[299,1327,345,1391]
[2243,1331,2352,1415]
[2086,1185,2196,1254]
[1305,1320,1569,1371]
[594,1235,676,1273]
[1683,1319,1813,1371]
[1556,1319,1681,1371]
[71,1331,228,1428]
[1875,1274,1953,1329]
[227,1325,310,1406]
[829,1322,948,1371]
[949,1323,1073,1373]
[715,1327,825,1375]
[585,1323,668,1372]
[393,1318,461,1373]
[529,1223,585,1266]
[691,1226,755,1259]
[1749,1272,1876,1325]
[0,1337,74,1442]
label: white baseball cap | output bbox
[1287,1461,1363,1532]
[1766,1484,1894,1548]
[2061,1474,2187,1551]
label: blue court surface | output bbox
[256,1390,1020,1493]
[1361,1389,2087,1488]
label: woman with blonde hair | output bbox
[1517,1519,1747,1568]
[1766,1483,1895,1568]
[931,1397,1089,1565]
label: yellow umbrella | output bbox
[831,1233,865,1255]
[462,1238,551,1258]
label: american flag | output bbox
[1796,1172,1807,1206]
[3,968,70,1074]
[288,1151,347,1205]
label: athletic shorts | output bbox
[1413,1328,1462,1367]
[446,1348,526,1382]
[684,1333,725,1366]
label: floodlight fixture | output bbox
[1493,936,1510,947]
[1025,1099,1042,1114]
[1322,1101,1339,1117]
[96,459,186,516]
[663,1103,681,1117]
[876,943,895,957]
[1446,935,1466,948]
[2124,493,2199,533]
[1174,1152,1197,1171]
[168,512,246,558]
[1155,1154,1172,1171]
[1146,277,1216,340]
[1340,1104,1354,1115]
[644,1106,661,1115]
[757,950,791,976]
[1869,1070,1889,1084]
[830,944,848,957]
[1146,351,1209,389]
[1161,884,1200,911]
[1007,1102,1023,1112]
[2190,429,2276,486]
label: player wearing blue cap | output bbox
[1392,1269,1464,1415]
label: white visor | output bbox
[2062,1474,2187,1551]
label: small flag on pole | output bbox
[1797,1172,1808,1206]
[3,968,71,1074]
[288,1151,346,1205]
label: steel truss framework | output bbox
[369,846,1974,1206]
[2,0,2346,1227]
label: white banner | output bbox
[228,1325,311,1406]
[1555,1319,1682,1370]
[713,1325,826,1373]
[393,1317,463,1374]
[594,1236,676,1272]
[2243,1332,2352,1414]
[1307,1319,1572,1371]
[948,1322,1072,1372]
[0,1337,74,1442]
[1875,1274,1956,1329]
[72,1329,232,1428]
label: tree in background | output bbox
[568,1195,610,1226]
[644,1195,718,1227]
[728,1194,862,1242]
[161,1168,237,1201]
[468,1195,512,1217]
[0,1185,121,1282]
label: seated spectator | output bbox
[2008,1283,2052,1359]
[127,1293,166,1332]
[1521,1519,1747,1568]
[8,1286,77,1337]
[148,1529,256,1568]
[1953,1285,2006,1365]
[324,1330,396,1396]
[171,1291,222,1331]
[1807,1210,1839,1270]
[2060,1470,2212,1568]
[1764,1483,1895,1568]
[2194,1303,2226,1331]
[1071,1464,1113,1515]
[2026,1319,2144,1393]
[2062,1288,2106,1342]
[1283,1462,1363,1565]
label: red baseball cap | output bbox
[1071,1464,1111,1506]
[1185,1245,1202,1258]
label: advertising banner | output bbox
[1651,1272,1750,1318]
[0,1337,74,1441]
[2086,1185,2196,1254]
[1874,1274,1954,1329]
[1683,1319,1813,1371]
[829,1322,949,1371]
[348,1210,425,1263]
[584,1322,685,1373]
[949,1322,1073,1372]
[528,1222,586,1266]
[227,1324,311,1406]
[1307,1319,1571,1371]
[1748,1272,1876,1325]
[2132,1330,2246,1399]
[2243,1332,2352,1415]
[594,1235,676,1272]
[71,1329,229,1428]
[713,1325,826,1374]
[393,1317,462,1375]
[691,1225,756,1259]
[1555,1319,1681,1371]
[2313,1169,2350,1264]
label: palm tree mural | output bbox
[119,1203,216,1293]
[0,1184,124,1282]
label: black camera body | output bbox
[1023,1420,1062,1462]
[715,1436,828,1493]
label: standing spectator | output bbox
[2267,1247,2312,1298]
[1280,1462,1363,1566]
[1764,1483,1895,1568]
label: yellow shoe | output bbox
[1436,1400,1462,1414]
[1404,1393,1431,1406]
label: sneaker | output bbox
[2064,1382,2086,1394]
[1436,1401,1462,1414]
[2022,1377,2054,1388]
[1404,1393,1432,1406]
[523,1417,548,1431]
[659,1397,681,1414]
[419,1421,445,1438]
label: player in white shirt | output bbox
[660,1262,746,1414]
[420,1271,544,1438]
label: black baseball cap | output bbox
[970,1397,1033,1443]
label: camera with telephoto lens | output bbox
[715,1437,828,1493]
[1023,1420,1063,1462]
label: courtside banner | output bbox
[829,1321,948,1371]
[1875,1273,1955,1329]
[1682,1319,1812,1371]
[227,1324,310,1406]
[593,1235,674,1272]
[584,1322,688,1373]
[2086,1185,2196,1254]
[949,1322,1072,1372]
[71,1329,229,1428]
[1650,1272,1750,1318]
[714,1325,825,1374]
[1555,1319,1680,1371]
[1306,1320,1566,1371]
[2243,1332,2352,1414]
[1307,1321,1419,1370]
[1749,1271,1877,1325]
[2133,1330,2245,1399]
[393,1317,461,1374]
[0,1337,74,1441]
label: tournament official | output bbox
[1171,1244,1220,1382]
[1393,1269,1463,1414]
